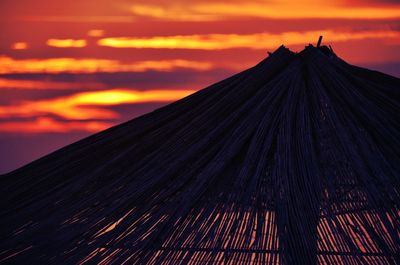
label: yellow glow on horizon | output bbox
[130,2,400,20]
[0,89,197,120]
[98,30,400,50]
[11,42,28,50]
[47,39,87,48]
[0,57,214,74]
[74,89,194,104]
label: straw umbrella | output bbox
[1,41,399,264]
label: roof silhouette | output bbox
[1,44,399,264]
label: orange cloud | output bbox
[0,56,214,74]
[0,89,196,120]
[0,78,105,90]
[88,29,105,37]
[18,15,136,23]
[98,29,400,50]
[46,39,87,48]
[130,2,400,20]
[11,42,28,50]
[0,117,112,133]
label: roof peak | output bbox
[267,41,337,60]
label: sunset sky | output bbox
[0,0,399,173]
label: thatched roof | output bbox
[1,44,399,264]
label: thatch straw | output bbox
[1,45,399,264]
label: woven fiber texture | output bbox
[1,45,399,264]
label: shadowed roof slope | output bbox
[1,45,399,264]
